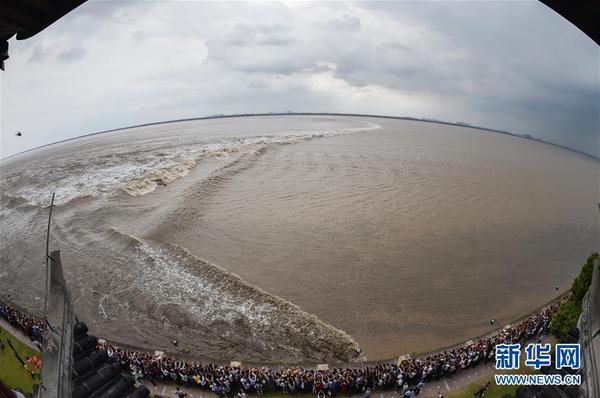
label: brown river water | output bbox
[0,115,597,363]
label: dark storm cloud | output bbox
[470,78,600,153]
[342,1,599,155]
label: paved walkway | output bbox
[0,318,39,351]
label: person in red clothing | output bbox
[30,354,41,369]
[24,356,35,378]
[24,356,41,379]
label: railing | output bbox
[38,250,75,398]
[578,258,600,398]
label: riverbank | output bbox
[0,297,560,398]
[0,316,549,398]
[95,293,569,367]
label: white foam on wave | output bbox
[123,159,197,196]
[93,234,362,361]
[0,122,381,207]
[135,242,276,326]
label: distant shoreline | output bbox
[2,112,597,162]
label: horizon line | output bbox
[1,112,597,162]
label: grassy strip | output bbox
[0,326,40,393]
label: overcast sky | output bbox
[1,0,598,158]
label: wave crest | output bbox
[98,230,361,363]
[0,122,381,207]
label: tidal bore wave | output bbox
[98,229,361,363]
[0,118,380,363]
[0,123,380,207]
[2,115,596,361]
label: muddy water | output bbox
[1,116,597,362]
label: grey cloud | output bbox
[306,63,336,73]
[133,29,149,42]
[229,60,318,76]
[2,1,598,158]
[63,0,155,28]
[326,43,468,96]
[27,45,49,63]
[248,80,270,89]
[381,42,415,53]
[255,24,289,34]
[56,46,86,63]
[27,44,85,64]
[257,36,295,46]
[205,21,308,75]
[223,23,295,47]
[317,15,361,31]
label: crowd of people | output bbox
[0,299,44,349]
[0,298,563,397]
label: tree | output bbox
[551,252,599,341]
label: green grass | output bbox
[0,326,41,393]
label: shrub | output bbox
[550,252,599,341]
